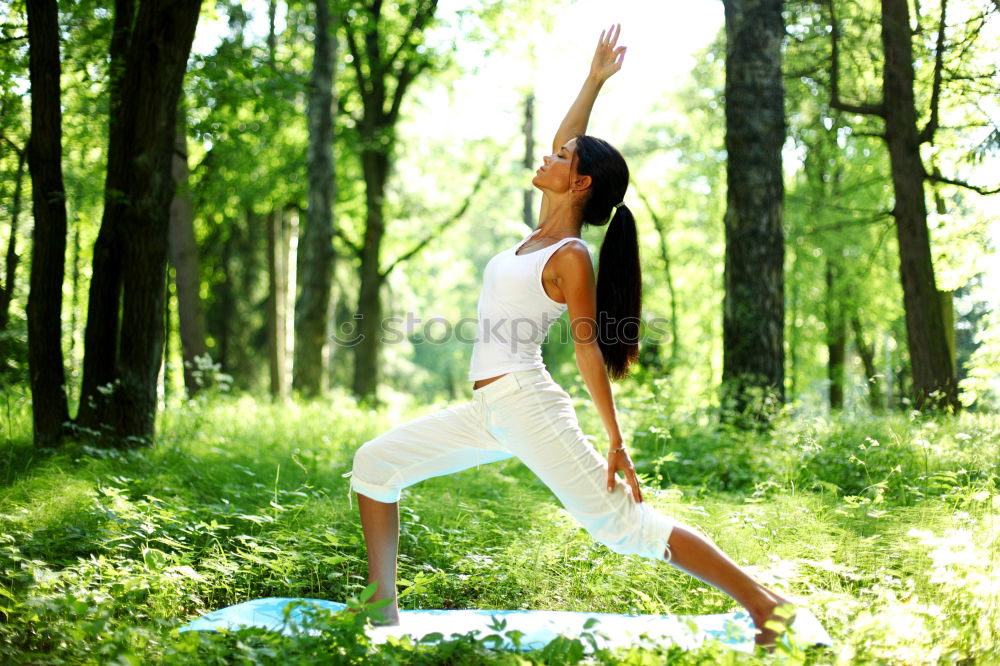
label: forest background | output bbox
[1,0,999,663]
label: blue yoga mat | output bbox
[182,597,833,653]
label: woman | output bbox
[349,25,794,650]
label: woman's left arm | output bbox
[551,244,644,503]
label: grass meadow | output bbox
[0,383,997,664]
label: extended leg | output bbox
[666,523,793,649]
[357,493,400,624]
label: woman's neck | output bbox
[537,196,583,237]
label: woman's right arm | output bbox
[539,24,626,221]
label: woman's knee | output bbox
[587,502,676,561]
[350,439,403,503]
[352,438,389,479]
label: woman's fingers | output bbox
[606,462,615,493]
[629,468,643,503]
[599,24,620,48]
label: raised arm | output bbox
[552,24,626,152]
[539,25,626,222]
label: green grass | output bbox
[0,386,998,664]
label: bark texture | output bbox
[721,0,786,417]
[828,0,959,410]
[77,0,202,444]
[26,0,70,446]
[880,0,957,410]
[293,0,337,397]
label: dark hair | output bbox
[574,134,640,381]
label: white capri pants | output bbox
[350,367,674,561]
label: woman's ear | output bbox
[572,174,592,192]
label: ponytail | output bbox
[574,135,641,381]
[596,204,641,379]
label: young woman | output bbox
[349,24,794,650]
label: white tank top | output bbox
[468,232,590,381]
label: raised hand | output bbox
[589,24,626,84]
[607,441,643,503]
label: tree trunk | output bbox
[881,0,957,411]
[343,0,439,402]
[266,209,288,398]
[648,201,680,370]
[217,230,235,374]
[77,0,202,445]
[168,108,208,396]
[788,247,801,400]
[826,262,846,410]
[939,289,954,374]
[237,208,263,386]
[68,222,81,365]
[851,314,883,411]
[352,150,388,402]
[293,0,337,398]
[522,92,535,230]
[26,0,70,446]
[163,265,173,403]
[720,0,786,419]
[0,145,26,332]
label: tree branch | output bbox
[925,170,1000,195]
[386,0,435,75]
[381,163,489,278]
[791,211,894,237]
[334,227,363,257]
[1,133,25,156]
[827,0,885,117]
[342,19,371,112]
[384,0,437,125]
[920,0,948,144]
[387,57,430,125]
[363,3,385,117]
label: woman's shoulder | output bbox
[549,238,594,270]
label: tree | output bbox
[168,106,209,396]
[0,136,26,333]
[342,0,440,402]
[521,92,535,230]
[720,0,787,419]
[76,0,202,444]
[25,0,70,446]
[293,0,338,397]
[826,0,998,410]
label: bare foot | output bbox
[750,593,796,652]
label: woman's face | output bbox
[532,138,579,193]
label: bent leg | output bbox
[351,402,510,502]
[488,378,674,560]
[489,376,793,648]
[350,401,510,623]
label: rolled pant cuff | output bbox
[350,475,401,503]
